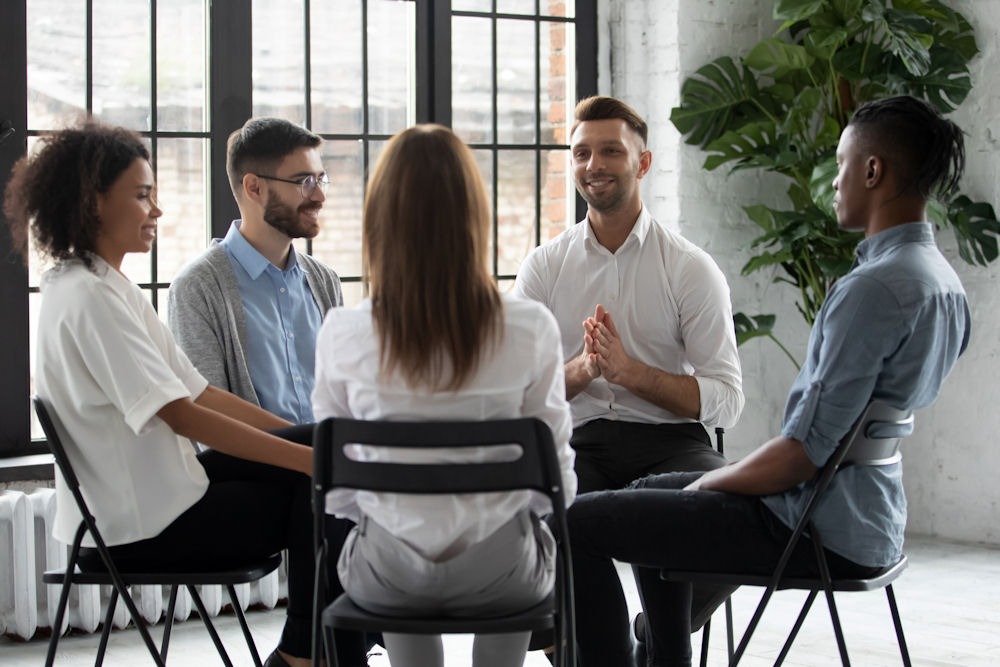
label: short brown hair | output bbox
[225,118,322,201]
[572,96,648,147]
[363,124,502,391]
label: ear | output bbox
[636,149,653,181]
[865,155,884,189]
[242,173,265,204]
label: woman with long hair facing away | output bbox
[4,119,327,667]
[312,124,577,667]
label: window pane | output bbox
[497,149,536,275]
[367,1,415,135]
[497,0,536,15]
[453,0,492,11]
[156,138,209,281]
[541,148,574,241]
[542,0,573,18]
[253,0,306,124]
[341,281,365,308]
[157,0,207,131]
[452,16,493,144]
[540,20,573,145]
[497,19,535,145]
[27,0,87,129]
[311,140,364,280]
[311,1,362,134]
[93,0,151,130]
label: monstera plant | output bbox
[670,0,999,366]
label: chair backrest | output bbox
[784,401,913,549]
[31,395,94,525]
[313,417,566,499]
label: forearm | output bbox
[619,359,701,420]
[688,436,816,495]
[564,355,596,400]
[159,397,311,475]
[195,385,291,431]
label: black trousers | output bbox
[79,425,369,664]
[569,471,881,667]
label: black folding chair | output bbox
[661,401,914,666]
[311,417,575,667]
[32,395,282,667]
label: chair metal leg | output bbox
[188,585,235,667]
[46,535,84,667]
[699,617,712,667]
[323,622,339,667]
[724,597,734,661]
[774,591,818,666]
[95,588,118,667]
[885,585,912,667]
[160,584,179,662]
[227,584,265,667]
[730,586,777,666]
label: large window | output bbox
[0,0,596,460]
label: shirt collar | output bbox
[88,254,133,296]
[582,203,652,254]
[855,222,934,265]
[221,219,301,278]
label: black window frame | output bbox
[0,0,596,467]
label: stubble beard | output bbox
[263,194,320,240]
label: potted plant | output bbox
[670,0,999,365]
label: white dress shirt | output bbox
[513,205,744,429]
[312,295,576,562]
[37,257,209,547]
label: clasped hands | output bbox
[577,304,635,386]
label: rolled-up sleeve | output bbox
[677,252,744,428]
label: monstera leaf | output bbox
[948,196,1000,266]
[670,57,764,148]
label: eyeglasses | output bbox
[255,173,330,198]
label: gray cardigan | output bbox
[166,242,343,407]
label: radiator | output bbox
[0,488,285,641]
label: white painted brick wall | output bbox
[604,0,1000,545]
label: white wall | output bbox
[600,0,1000,545]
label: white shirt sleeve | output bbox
[511,247,549,306]
[674,251,745,429]
[70,279,206,435]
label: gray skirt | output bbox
[337,510,555,618]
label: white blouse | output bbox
[312,295,576,561]
[37,257,209,547]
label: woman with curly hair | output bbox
[4,119,326,667]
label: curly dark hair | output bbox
[3,118,149,269]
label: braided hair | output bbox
[849,95,965,201]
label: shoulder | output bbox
[502,295,560,339]
[172,246,232,290]
[526,222,585,263]
[298,252,341,281]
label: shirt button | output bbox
[279,287,286,293]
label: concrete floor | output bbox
[2,535,998,666]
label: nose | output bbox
[586,153,604,172]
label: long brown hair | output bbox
[363,124,502,391]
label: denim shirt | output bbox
[219,221,323,423]
[762,223,970,567]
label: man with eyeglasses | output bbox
[168,119,377,666]
[169,117,342,427]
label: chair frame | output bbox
[661,401,915,666]
[311,416,575,667]
[33,395,281,667]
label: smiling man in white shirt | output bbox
[514,96,744,494]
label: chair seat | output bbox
[661,555,907,593]
[43,553,283,587]
[322,592,557,635]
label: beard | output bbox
[576,176,629,214]
[263,193,321,239]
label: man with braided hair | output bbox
[568,95,973,666]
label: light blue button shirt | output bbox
[219,221,323,424]
[763,223,970,567]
